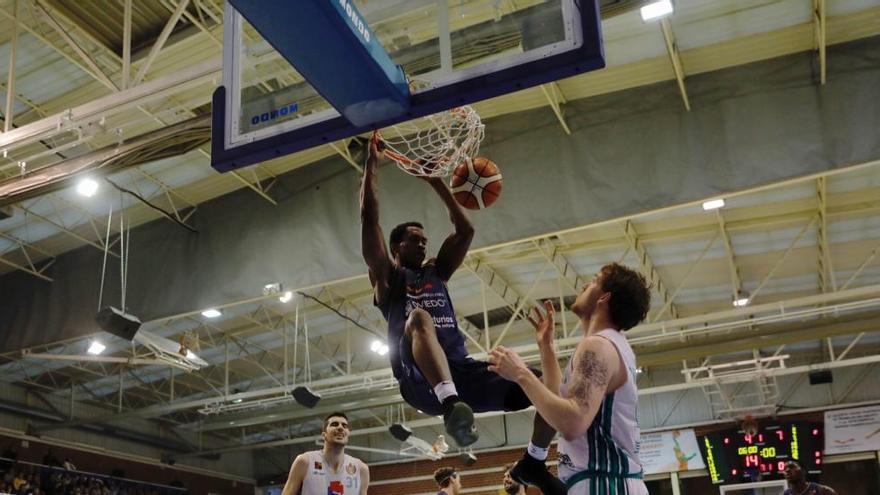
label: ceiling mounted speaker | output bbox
[95,306,142,341]
[388,423,412,442]
[292,386,321,408]
[809,370,833,385]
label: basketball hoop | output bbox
[379,106,485,178]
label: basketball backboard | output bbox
[211,0,604,172]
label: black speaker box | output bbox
[809,369,833,385]
[95,306,142,340]
[292,386,321,408]
[388,424,412,442]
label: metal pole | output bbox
[224,335,229,397]
[436,0,452,74]
[293,299,299,386]
[170,368,175,400]
[283,317,289,388]
[4,0,19,133]
[123,0,132,89]
[671,472,681,495]
[117,369,124,412]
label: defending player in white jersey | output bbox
[489,263,651,495]
[281,412,369,495]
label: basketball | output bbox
[449,157,502,210]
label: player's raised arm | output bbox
[428,176,475,281]
[280,454,308,495]
[360,133,393,305]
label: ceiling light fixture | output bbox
[733,290,750,307]
[371,340,389,355]
[76,178,99,197]
[702,198,725,211]
[640,0,673,21]
[87,340,106,355]
[279,291,293,303]
[201,308,222,318]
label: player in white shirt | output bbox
[489,263,651,495]
[281,412,370,495]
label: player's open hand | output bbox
[488,346,528,382]
[527,300,556,347]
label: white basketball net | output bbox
[380,106,485,177]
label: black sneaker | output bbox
[510,453,567,495]
[443,401,479,447]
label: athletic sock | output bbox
[434,380,458,404]
[527,442,549,461]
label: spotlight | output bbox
[292,386,321,408]
[371,340,390,355]
[201,308,222,318]
[87,340,106,355]
[76,178,99,197]
[640,0,673,21]
[388,423,412,442]
[279,291,293,303]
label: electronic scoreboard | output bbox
[698,422,823,484]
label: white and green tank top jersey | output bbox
[299,450,362,495]
[557,329,648,495]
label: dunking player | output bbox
[490,263,651,494]
[281,412,369,495]
[360,134,534,447]
[783,461,836,495]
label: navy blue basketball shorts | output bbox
[396,334,538,416]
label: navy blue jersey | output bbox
[784,483,820,495]
[376,262,468,378]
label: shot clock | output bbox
[698,422,823,484]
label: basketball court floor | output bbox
[1,1,880,494]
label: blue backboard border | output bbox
[211,0,604,173]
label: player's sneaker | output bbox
[443,401,479,447]
[510,453,567,495]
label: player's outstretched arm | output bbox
[528,300,563,393]
[489,336,620,441]
[359,461,371,495]
[427,177,475,281]
[360,133,393,305]
[280,455,308,495]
